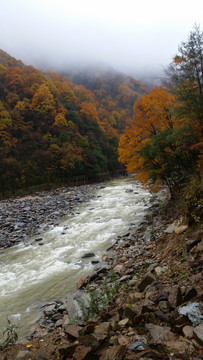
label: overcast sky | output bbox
[0,0,202,79]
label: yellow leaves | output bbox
[31,84,56,116]
[54,113,68,128]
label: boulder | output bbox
[168,285,182,309]
[191,240,203,254]
[15,351,36,360]
[193,323,203,346]
[58,343,78,358]
[118,318,129,327]
[154,310,170,323]
[163,339,194,359]
[64,324,83,339]
[182,325,194,339]
[76,277,87,289]
[43,303,57,316]
[174,225,188,235]
[184,286,197,302]
[79,333,102,350]
[94,322,111,341]
[123,305,138,319]
[73,345,92,360]
[81,252,95,258]
[145,323,175,343]
[137,273,156,292]
[100,345,127,360]
[186,238,201,252]
[113,264,124,272]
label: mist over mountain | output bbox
[0,49,148,197]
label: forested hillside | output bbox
[62,66,147,132]
[0,51,147,197]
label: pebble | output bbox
[0,184,100,248]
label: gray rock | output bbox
[55,319,63,327]
[193,323,203,346]
[154,310,170,323]
[43,303,57,316]
[15,350,36,360]
[145,323,175,344]
[51,313,63,321]
[64,324,83,339]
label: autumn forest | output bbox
[0,26,202,210]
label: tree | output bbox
[166,24,203,169]
[31,84,55,116]
[54,112,68,128]
[167,25,203,116]
[118,87,196,191]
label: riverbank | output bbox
[1,194,202,359]
[0,183,102,249]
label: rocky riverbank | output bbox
[0,183,102,249]
[1,198,202,360]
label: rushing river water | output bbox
[0,177,152,339]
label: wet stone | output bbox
[81,252,95,258]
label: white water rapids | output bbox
[0,177,152,339]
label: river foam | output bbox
[0,177,152,338]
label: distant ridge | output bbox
[0,49,25,68]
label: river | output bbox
[0,177,152,339]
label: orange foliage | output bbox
[118,87,179,184]
[79,102,99,122]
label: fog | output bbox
[0,0,202,80]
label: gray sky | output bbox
[0,0,202,78]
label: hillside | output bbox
[62,65,147,132]
[0,50,147,198]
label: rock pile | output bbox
[0,184,100,249]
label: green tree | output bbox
[166,25,203,127]
[166,24,203,171]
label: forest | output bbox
[0,50,146,197]
[0,25,202,209]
